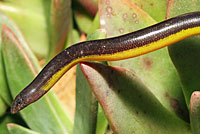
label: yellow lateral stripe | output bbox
[41,26,200,91]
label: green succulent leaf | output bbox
[0,11,35,106]
[0,26,12,105]
[81,62,191,134]
[65,29,80,48]
[99,0,188,121]
[166,0,200,17]
[99,0,156,37]
[96,104,108,134]
[0,11,41,68]
[86,29,106,41]
[7,123,39,134]
[0,1,49,58]
[3,0,47,12]
[47,0,71,60]
[46,91,73,133]
[74,1,94,34]
[87,12,100,35]
[129,0,167,21]
[167,0,200,106]
[190,91,200,134]
[0,96,7,117]
[1,25,72,134]
[0,113,26,134]
[73,64,98,134]
[0,56,11,105]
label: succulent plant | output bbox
[0,0,200,134]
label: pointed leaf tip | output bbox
[7,123,40,134]
[6,123,16,128]
[190,91,200,109]
[1,25,20,45]
[190,91,200,134]
[1,25,37,75]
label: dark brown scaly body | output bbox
[11,12,200,113]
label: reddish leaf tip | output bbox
[80,62,92,78]
[190,91,200,109]
[1,25,38,75]
[6,123,16,128]
[1,25,20,46]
